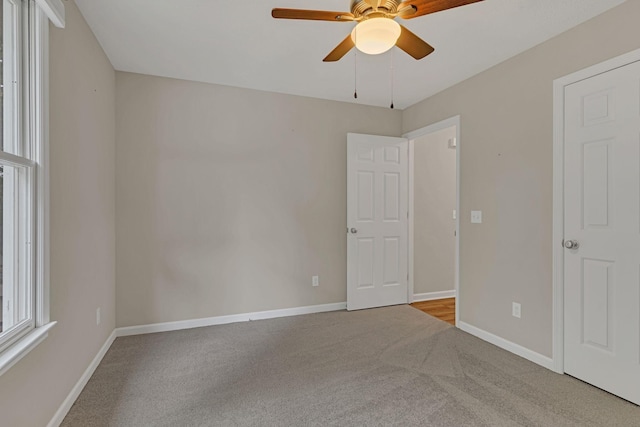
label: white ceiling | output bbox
[74,0,626,110]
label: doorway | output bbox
[405,116,460,327]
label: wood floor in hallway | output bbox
[410,298,456,325]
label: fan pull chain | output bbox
[390,49,394,109]
[354,33,358,99]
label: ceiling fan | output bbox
[272,0,483,62]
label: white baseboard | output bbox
[412,290,456,302]
[458,321,554,370]
[115,302,347,337]
[47,330,116,427]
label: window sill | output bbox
[0,321,57,377]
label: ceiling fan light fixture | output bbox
[350,17,401,55]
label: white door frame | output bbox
[552,48,640,374]
[403,115,461,327]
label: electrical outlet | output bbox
[312,276,319,287]
[96,307,101,325]
[512,302,521,319]
[471,210,482,224]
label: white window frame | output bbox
[0,0,64,376]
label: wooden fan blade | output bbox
[396,25,434,59]
[398,0,483,19]
[397,5,418,18]
[323,35,355,62]
[272,8,355,22]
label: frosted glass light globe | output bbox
[351,18,401,55]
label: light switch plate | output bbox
[471,210,482,224]
[512,302,521,319]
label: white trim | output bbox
[0,321,55,376]
[47,331,116,427]
[403,116,460,140]
[459,321,554,370]
[35,0,64,28]
[412,290,456,302]
[552,47,640,375]
[32,4,51,327]
[116,302,347,337]
[0,151,35,168]
[403,116,461,326]
[407,140,415,303]
[552,73,566,375]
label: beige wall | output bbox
[413,126,456,295]
[403,0,640,358]
[0,2,116,426]
[115,73,402,327]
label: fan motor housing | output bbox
[351,0,401,17]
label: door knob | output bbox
[350,228,358,234]
[564,239,579,249]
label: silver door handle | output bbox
[564,239,579,249]
[350,228,358,234]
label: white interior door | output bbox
[347,133,408,311]
[563,60,640,405]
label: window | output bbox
[0,0,59,374]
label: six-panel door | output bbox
[347,133,408,311]
[563,60,640,405]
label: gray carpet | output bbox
[62,305,640,426]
